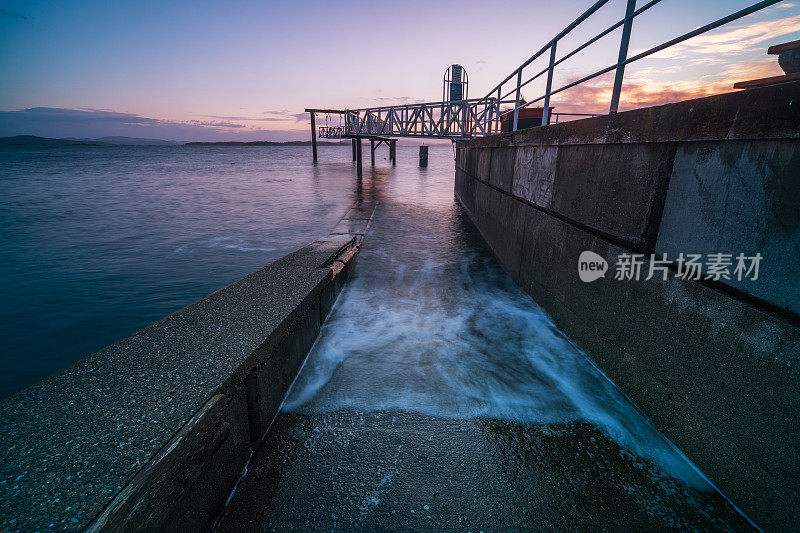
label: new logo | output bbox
[578,251,608,282]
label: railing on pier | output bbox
[344,98,509,141]
[484,0,786,132]
[341,0,786,139]
[317,126,345,139]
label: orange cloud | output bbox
[546,8,797,118]
[549,58,784,116]
[641,14,800,59]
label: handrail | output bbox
[341,0,788,139]
[506,0,663,103]
[344,98,504,140]
[346,97,494,113]
[483,0,786,129]
[487,0,612,97]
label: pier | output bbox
[305,108,397,178]
[1,1,798,531]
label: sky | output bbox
[1,0,798,141]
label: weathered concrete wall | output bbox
[455,82,800,531]
[0,202,375,532]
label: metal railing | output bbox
[344,98,513,140]
[485,0,785,131]
[343,0,786,139]
[317,125,345,139]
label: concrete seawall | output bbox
[454,82,800,531]
[0,202,376,532]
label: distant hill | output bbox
[183,140,348,146]
[0,136,347,147]
[0,135,112,146]
[0,135,179,146]
[80,136,179,146]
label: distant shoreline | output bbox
[184,140,347,146]
[0,135,348,147]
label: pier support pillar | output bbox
[351,138,357,161]
[370,140,376,166]
[419,145,428,167]
[390,141,396,165]
[310,112,317,163]
[356,139,363,179]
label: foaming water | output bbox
[283,165,709,488]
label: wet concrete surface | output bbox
[216,410,751,532]
[216,152,755,531]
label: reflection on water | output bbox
[0,144,359,398]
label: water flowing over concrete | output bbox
[284,206,704,487]
[216,152,751,531]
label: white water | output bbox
[283,166,710,489]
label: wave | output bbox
[175,236,277,253]
[283,250,710,488]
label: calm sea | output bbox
[0,143,392,399]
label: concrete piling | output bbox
[356,139,363,179]
[419,145,428,167]
[310,112,317,163]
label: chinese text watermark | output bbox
[578,252,762,283]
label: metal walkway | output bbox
[306,0,785,151]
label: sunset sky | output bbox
[1,0,798,141]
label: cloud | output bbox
[639,15,800,60]
[200,109,309,123]
[189,120,247,128]
[2,107,160,126]
[544,11,796,118]
[263,109,308,122]
[549,58,782,115]
[202,114,290,122]
[0,107,309,142]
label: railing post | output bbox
[485,99,492,136]
[512,70,522,131]
[356,138,362,179]
[610,0,637,113]
[496,87,501,134]
[541,41,557,126]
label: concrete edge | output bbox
[84,202,377,532]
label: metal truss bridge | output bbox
[306,98,498,148]
[343,98,499,140]
[306,0,785,164]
